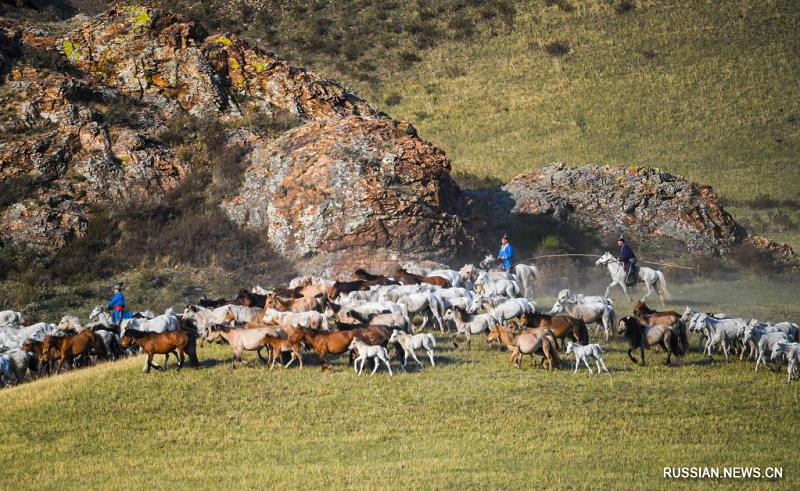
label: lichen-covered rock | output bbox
[57,6,378,120]
[499,163,747,256]
[223,116,472,276]
[0,191,87,252]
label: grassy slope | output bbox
[362,0,800,247]
[1,277,799,489]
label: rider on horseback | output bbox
[497,234,514,272]
[107,283,127,324]
[617,236,637,286]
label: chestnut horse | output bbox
[394,267,451,288]
[120,328,198,372]
[519,312,589,350]
[618,316,684,366]
[261,333,303,369]
[42,330,109,374]
[633,301,688,351]
[21,340,50,377]
[353,269,400,288]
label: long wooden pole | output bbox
[512,253,695,271]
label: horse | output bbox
[348,338,393,376]
[565,341,609,374]
[21,339,51,377]
[444,306,498,350]
[352,269,400,288]
[120,329,198,373]
[289,326,388,370]
[328,280,367,299]
[42,330,109,374]
[474,272,518,298]
[198,296,229,308]
[519,312,589,350]
[486,325,560,370]
[233,289,268,308]
[400,261,461,288]
[207,325,286,368]
[633,301,688,351]
[618,316,684,365]
[260,333,303,369]
[394,267,451,288]
[388,329,436,369]
[263,295,323,313]
[550,296,616,341]
[470,296,537,327]
[595,252,671,306]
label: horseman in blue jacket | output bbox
[617,236,637,284]
[108,283,127,324]
[497,234,514,272]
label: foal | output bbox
[261,333,303,369]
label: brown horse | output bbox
[633,301,688,351]
[394,267,451,288]
[42,330,109,374]
[487,325,561,370]
[618,316,684,366]
[264,295,323,313]
[519,312,589,350]
[353,269,400,288]
[233,290,268,308]
[120,329,198,372]
[261,333,303,369]
[327,280,366,299]
[289,326,390,370]
[21,340,51,377]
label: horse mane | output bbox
[451,306,468,322]
[634,301,655,315]
[347,310,373,324]
[211,324,231,333]
[620,316,643,345]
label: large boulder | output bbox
[223,116,473,276]
[497,163,747,256]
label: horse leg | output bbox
[627,348,637,364]
[383,353,393,376]
[319,349,329,371]
[639,345,646,366]
[144,353,154,373]
[427,349,435,367]
[257,348,269,364]
[55,355,67,375]
[466,331,471,351]
[409,347,423,368]
[721,339,729,362]
[573,356,579,374]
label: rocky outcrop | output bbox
[223,116,472,276]
[57,6,378,120]
[0,6,383,256]
[488,163,748,256]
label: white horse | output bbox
[565,341,609,374]
[349,338,393,376]
[479,255,543,300]
[0,310,24,328]
[595,252,671,306]
[474,272,518,299]
[469,296,536,327]
[389,329,437,368]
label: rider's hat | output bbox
[113,283,124,291]
[502,233,508,240]
[617,236,625,242]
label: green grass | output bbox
[1,277,798,489]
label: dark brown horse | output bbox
[633,301,688,351]
[234,290,268,308]
[42,330,109,374]
[198,296,229,309]
[353,269,400,288]
[328,280,366,299]
[519,312,589,349]
[618,316,684,366]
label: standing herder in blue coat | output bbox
[108,283,127,324]
[497,234,514,272]
[617,236,636,277]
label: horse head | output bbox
[549,299,565,316]
[595,252,615,267]
[479,254,495,270]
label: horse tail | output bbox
[531,265,545,295]
[578,319,589,345]
[656,270,672,300]
[677,319,689,353]
[427,334,437,348]
[609,306,618,339]
[669,328,685,357]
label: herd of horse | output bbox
[0,254,798,385]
